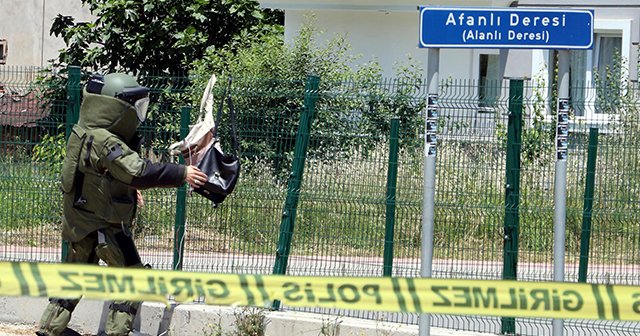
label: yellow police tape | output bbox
[1,261,639,321]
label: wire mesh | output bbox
[561,81,640,336]
[176,76,307,274]
[1,66,66,263]
[0,66,639,335]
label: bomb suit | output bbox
[38,73,187,336]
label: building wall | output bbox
[0,0,93,67]
[284,10,479,79]
[520,2,640,82]
[278,3,640,81]
[2,0,638,79]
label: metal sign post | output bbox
[553,50,570,336]
[419,47,439,336]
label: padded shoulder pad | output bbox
[100,136,146,184]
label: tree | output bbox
[189,17,425,180]
[50,0,282,75]
[35,0,282,156]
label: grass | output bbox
[1,129,639,273]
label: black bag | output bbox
[195,144,239,204]
[194,78,240,205]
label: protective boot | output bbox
[103,301,141,336]
[37,299,79,336]
[37,238,97,336]
[94,224,144,336]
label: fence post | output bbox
[501,79,523,335]
[61,65,82,262]
[173,106,191,270]
[578,128,598,283]
[383,118,400,276]
[272,75,320,310]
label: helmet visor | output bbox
[135,97,150,123]
[116,86,150,105]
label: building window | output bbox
[594,34,623,114]
[551,33,623,118]
[537,19,632,121]
[478,54,501,110]
[0,39,7,64]
[569,49,587,117]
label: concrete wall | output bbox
[0,0,93,67]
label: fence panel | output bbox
[0,66,66,263]
[428,78,510,333]
[561,81,640,336]
[1,67,639,335]
[176,76,307,274]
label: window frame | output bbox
[472,49,502,112]
[0,39,7,64]
[578,19,632,121]
[533,19,632,123]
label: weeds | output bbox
[203,307,265,336]
[1,132,640,266]
[320,316,340,336]
[1,63,639,270]
[204,313,225,336]
[232,307,265,336]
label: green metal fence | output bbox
[1,65,640,335]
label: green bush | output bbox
[31,132,66,174]
[189,16,425,180]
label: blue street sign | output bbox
[419,7,593,49]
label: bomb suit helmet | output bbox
[85,73,150,125]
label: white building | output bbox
[259,0,640,120]
[3,1,637,84]
[0,0,93,67]
[259,0,639,79]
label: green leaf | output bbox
[192,13,207,22]
[252,11,264,20]
[143,2,155,12]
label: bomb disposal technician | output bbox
[37,73,208,336]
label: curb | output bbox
[0,297,491,336]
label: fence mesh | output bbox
[0,66,639,335]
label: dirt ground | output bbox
[0,323,91,336]
[0,323,38,336]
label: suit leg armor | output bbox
[103,301,141,336]
[36,299,80,336]
[37,237,99,336]
[96,227,144,336]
